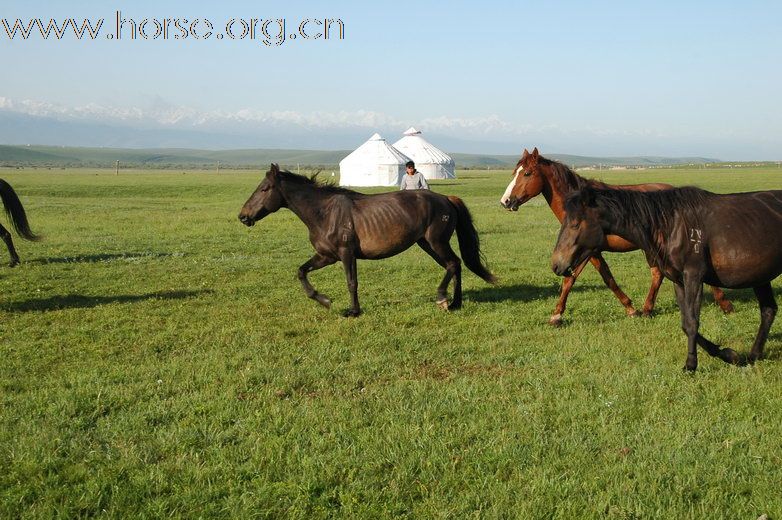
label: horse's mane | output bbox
[539,156,607,192]
[277,169,362,197]
[568,185,713,258]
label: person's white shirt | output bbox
[399,170,429,190]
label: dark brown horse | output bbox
[552,185,782,371]
[0,179,39,266]
[500,148,732,325]
[238,164,496,316]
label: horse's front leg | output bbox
[709,286,734,314]
[298,254,337,308]
[0,224,19,267]
[590,253,638,317]
[340,252,361,317]
[551,258,589,326]
[641,266,665,317]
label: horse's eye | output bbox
[524,171,531,177]
[261,186,270,192]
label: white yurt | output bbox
[392,127,456,180]
[339,133,411,187]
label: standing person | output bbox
[399,160,429,190]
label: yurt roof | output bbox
[393,128,454,165]
[340,133,410,166]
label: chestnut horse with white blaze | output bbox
[500,148,732,325]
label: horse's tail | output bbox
[0,179,40,241]
[447,195,496,284]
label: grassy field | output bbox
[1,166,781,518]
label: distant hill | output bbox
[0,144,719,170]
[450,152,720,168]
[0,145,348,169]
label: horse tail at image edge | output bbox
[0,179,40,241]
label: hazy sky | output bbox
[1,0,780,159]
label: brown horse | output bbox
[500,148,732,325]
[238,164,496,316]
[552,185,782,371]
[0,179,39,266]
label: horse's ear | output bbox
[522,148,529,158]
[581,187,596,207]
[267,163,280,181]
[531,147,539,159]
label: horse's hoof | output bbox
[549,315,563,327]
[721,303,735,314]
[315,294,331,309]
[719,348,741,365]
[684,356,698,372]
[436,298,449,311]
[683,364,697,372]
[449,301,462,311]
[342,309,361,318]
[641,310,654,318]
[627,310,641,318]
[8,259,18,268]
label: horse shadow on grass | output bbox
[27,252,181,265]
[719,287,782,304]
[464,282,585,303]
[760,333,782,361]
[4,289,212,313]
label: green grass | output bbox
[1,166,781,518]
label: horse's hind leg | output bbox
[340,253,361,317]
[0,223,19,267]
[417,239,451,309]
[590,253,638,317]
[749,283,777,363]
[298,253,337,309]
[551,258,589,326]
[694,334,740,366]
[641,266,664,317]
[674,281,702,371]
[426,239,462,310]
[675,280,740,371]
[710,286,734,314]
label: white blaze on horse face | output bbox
[500,168,522,206]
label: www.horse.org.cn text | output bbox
[1,11,345,46]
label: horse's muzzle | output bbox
[551,252,574,277]
[238,215,255,227]
[502,197,521,211]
